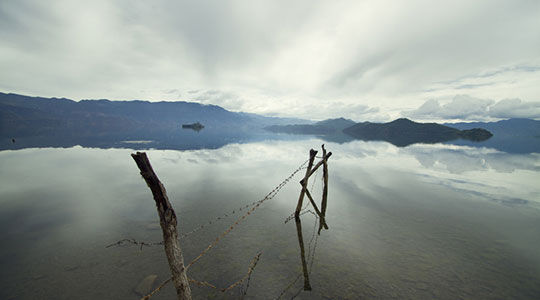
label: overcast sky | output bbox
[1,0,539,121]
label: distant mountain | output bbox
[0,92,309,139]
[445,118,540,153]
[446,118,540,136]
[265,117,355,135]
[238,112,313,126]
[264,117,494,147]
[343,118,492,147]
[314,118,357,130]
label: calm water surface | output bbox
[1,139,539,299]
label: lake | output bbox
[1,137,539,299]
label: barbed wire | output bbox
[276,213,320,300]
[108,156,321,300]
[140,252,262,300]
[283,209,317,224]
[220,252,262,292]
[185,159,309,269]
[283,160,323,225]
[107,159,310,251]
[118,158,309,300]
[105,238,163,250]
[141,277,171,300]
[238,253,259,300]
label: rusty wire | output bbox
[185,159,309,269]
[220,252,262,292]
[140,277,171,300]
[283,209,317,224]
[107,159,309,251]
[141,252,262,300]
[131,159,309,300]
[105,238,163,250]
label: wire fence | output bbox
[107,156,324,299]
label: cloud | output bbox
[402,146,540,174]
[403,95,493,120]
[0,0,539,120]
[488,98,540,119]
[404,95,540,121]
[191,90,246,111]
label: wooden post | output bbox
[295,215,312,291]
[295,149,318,218]
[301,152,332,185]
[319,144,329,234]
[131,152,192,300]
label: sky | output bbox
[1,0,540,122]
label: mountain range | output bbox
[0,92,310,138]
[265,117,356,135]
[1,92,539,152]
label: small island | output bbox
[182,122,204,131]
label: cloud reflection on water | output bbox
[1,139,539,299]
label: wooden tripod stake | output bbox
[294,145,332,291]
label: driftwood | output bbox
[131,152,192,300]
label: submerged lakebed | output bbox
[1,138,540,299]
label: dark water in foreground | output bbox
[1,139,539,299]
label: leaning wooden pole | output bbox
[295,149,318,218]
[131,152,192,300]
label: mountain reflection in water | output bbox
[2,122,540,154]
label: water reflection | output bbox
[402,145,540,174]
[1,139,539,299]
[0,128,309,152]
[2,125,539,154]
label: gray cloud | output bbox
[192,90,245,111]
[404,95,540,120]
[489,98,540,119]
[1,0,539,120]
[455,83,494,90]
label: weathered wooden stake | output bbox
[300,151,332,186]
[295,149,318,218]
[319,144,329,234]
[295,215,312,291]
[131,152,192,300]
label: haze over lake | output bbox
[1,135,539,299]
